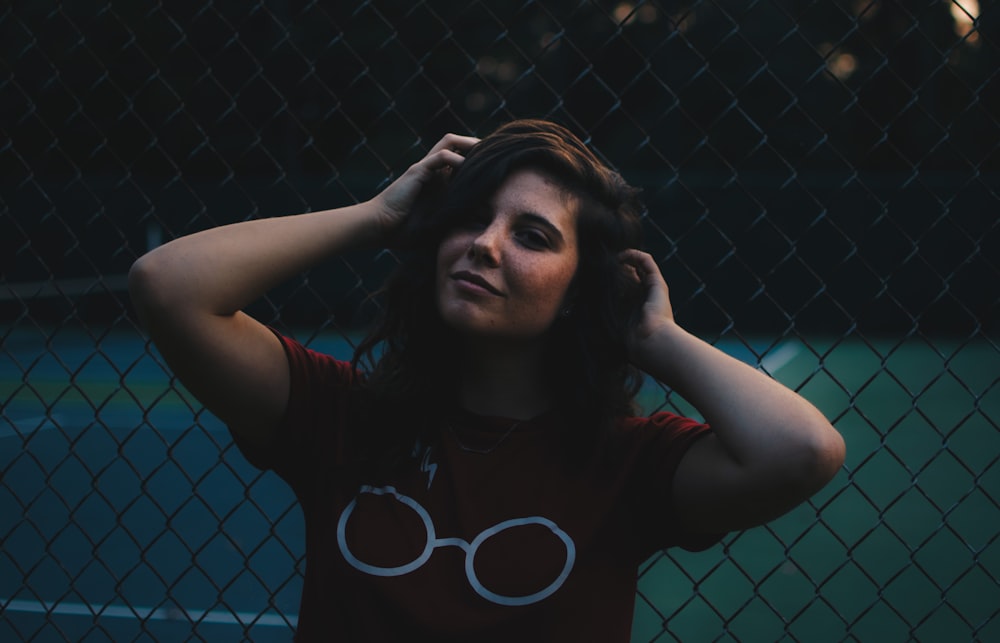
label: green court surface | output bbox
[2,326,997,641]
[632,334,999,642]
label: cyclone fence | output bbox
[2,0,999,641]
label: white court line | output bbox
[0,416,230,439]
[0,416,64,439]
[758,341,802,373]
[0,598,297,627]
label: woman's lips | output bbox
[451,271,504,296]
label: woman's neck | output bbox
[456,338,552,420]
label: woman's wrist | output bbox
[629,318,689,377]
[361,194,407,244]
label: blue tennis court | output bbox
[3,323,997,641]
[2,325,304,641]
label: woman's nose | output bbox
[467,225,502,266]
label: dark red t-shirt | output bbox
[233,333,723,641]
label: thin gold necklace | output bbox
[448,420,523,455]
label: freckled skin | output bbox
[435,169,580,341]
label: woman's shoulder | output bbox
[271,329,364,388]
[616,410,708,434]
[605,411,713,461]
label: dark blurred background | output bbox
[3,4,999,641]
[3,0,998,335]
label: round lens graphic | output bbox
[337,485,576,606]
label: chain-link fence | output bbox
[2,0,998,641]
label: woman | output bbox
[129,119,845,641]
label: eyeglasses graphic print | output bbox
[336,485,577,607]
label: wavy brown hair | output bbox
[351,119,646,475]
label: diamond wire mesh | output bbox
[2,0,999,641]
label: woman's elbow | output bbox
[793,419,846,493]
[129,254,156,307]
[128,251,177,324]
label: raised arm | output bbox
[620,249,846,534]
[128,134,478,448]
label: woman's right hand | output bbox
[371,133,480,235]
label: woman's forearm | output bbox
[635,322,844,479]
[130,200,384,319]
[129,133,480,324]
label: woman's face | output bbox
[435,168,580,342]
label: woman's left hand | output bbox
[619,249,676,359]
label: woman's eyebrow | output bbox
[518,212,565,245]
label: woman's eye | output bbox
[517,229,550,248]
